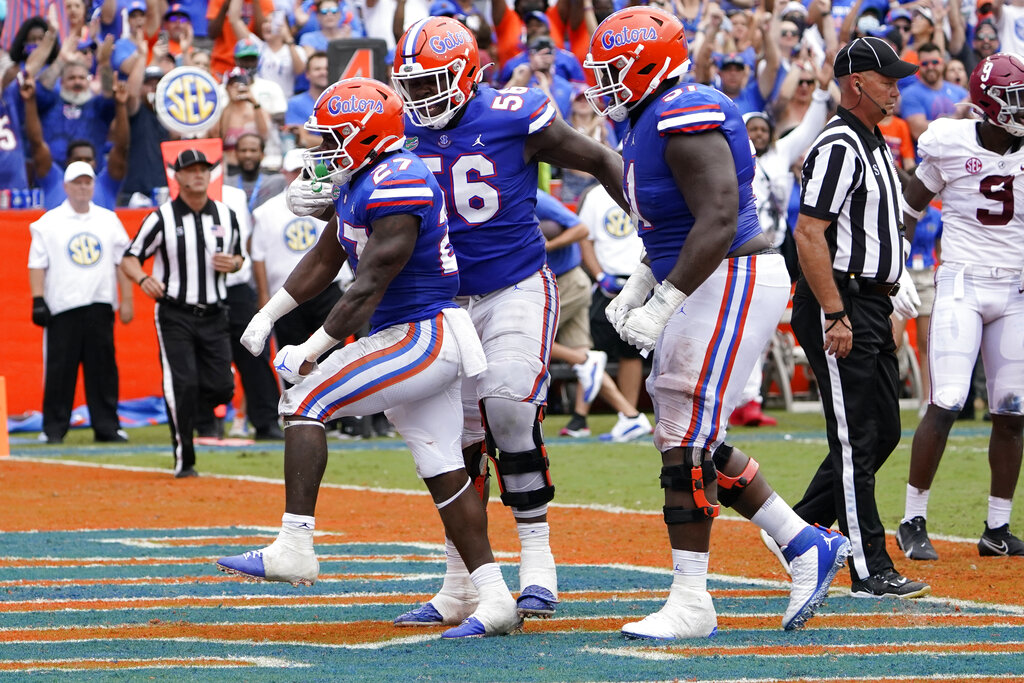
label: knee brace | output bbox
[482,402,555,510]
[661,447,720,524]
[463,441,490,500]
[711,443,759,508]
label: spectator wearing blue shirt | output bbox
[497,11,586,86]
[899,42,969,142]
[505,34,574,120]
[93,0,160,43]
[285,51,328,148]
[35,60,116,172]
[298,0,364,55]
[39,117,129,210]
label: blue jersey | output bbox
[0,82,29,191]
[334,149,459,333]
[622,82,762,283]
[404,84,558,296]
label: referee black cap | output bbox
[834,37,918,78]
[173,149,214,172]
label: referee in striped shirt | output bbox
[121,150,244,478]
[788,38,929,598]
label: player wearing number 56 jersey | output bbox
[390,16,627,625]
[898,53,1024,561]
[220,78,523,639]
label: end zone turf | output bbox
[2,459,1022,681]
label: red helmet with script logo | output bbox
[303,78,406,185]
[392,16,484,129]
[970,52,1024,137]
[584,7,689,122]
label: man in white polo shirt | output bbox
[28,161,135,444]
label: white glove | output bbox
[606,262,657,331]
[273,345,318,385]
[240,309,274,356]
[618,280,687,353]
[286,175,334,216]
[892,267,921,320]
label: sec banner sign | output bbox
[154,67,224,137]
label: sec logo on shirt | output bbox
[284,218,319,252]
[67,232,103,266]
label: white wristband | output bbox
[262,289,298,322]
[298,326,341,362]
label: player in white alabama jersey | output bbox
[897,53,1024,560]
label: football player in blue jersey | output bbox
[385,16,628,625]
[583,7,852,639]
[218,78,522,639]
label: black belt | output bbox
[161,299,225,317]
[834,273,900,297]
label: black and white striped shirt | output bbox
[126,197,242,305]
[800,107,905,284]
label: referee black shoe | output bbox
[978,523,1024,557]
[850,568,930,599]
[896,516,938,561]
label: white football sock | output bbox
[903,484,930,523]
[987,496,1013,529]
[670,549,709,591]
[750,493,806,548]
[278,513,315,552]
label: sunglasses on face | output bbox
[798,78,815,86]
[894,23,911,31]
[976,33,997,41]
[319,6,339,14]
[780,29,799,37]
[167,15,189,23]
[920,59,942,67]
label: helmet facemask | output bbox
[392,58,470,129]
[584,53,636,122]
[303,110,373,185]
[985,83,1024,136]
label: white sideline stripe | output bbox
[577,651,1024,681]
[7,656,308,671]
[5,458,1002,545]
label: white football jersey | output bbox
[915,117,1024,268]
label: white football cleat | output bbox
[621,586,718,640]
[216,541,319,586]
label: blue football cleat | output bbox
[516,585,558,617]
[782,524,851,630]
[216,550,268,580]
[441,616,487,638]
[394,602,445,626]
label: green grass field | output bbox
[19,407,1018,541]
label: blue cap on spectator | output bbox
[429,0,464,18]
[234,37,261,58]
[859,0,888,17]
[127,0,147,14]
[526,9,550,26]
[887,7,912,22]
[164,3,190,20]
[111,37,138,73]
[717,52,749,69]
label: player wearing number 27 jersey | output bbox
[391,16,627,626]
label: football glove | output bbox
[606,263,657,330]
[619,280,687,353]
[285,175,334,216]
[892,267,921,320]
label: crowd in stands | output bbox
[7,0,1008,428]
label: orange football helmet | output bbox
[583,7,690,122]
[304,77,407,185]
[391,16,484,129]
